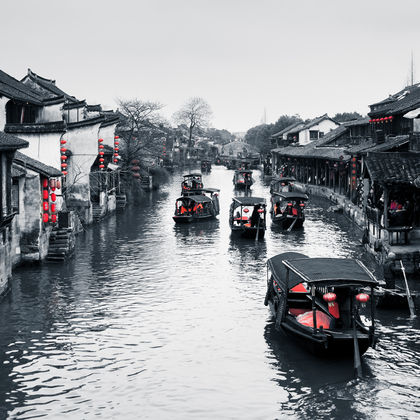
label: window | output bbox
[319,132,324,138]
[309,130,319,140]
[12,179,19,214]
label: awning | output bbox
[107,163,119,171]
[403,107,420,119]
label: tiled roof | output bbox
[303,114,337,130]
[342,117,370,127]
[271,121,304,138]
[5,121,66,134]
[316,125,348,146]
[0,69,43,105]
[62,100,86,110]
[86,104,102,112]
[272,143,350,161]
[348,135,409,155]
[67,115,104,129]
[23,69,78,102]
[100,112,120,127]
[369,84,420,117]
[14,151,62,178]
[0,131,29,150]
[12,163,26,178]
[365,152,420,185]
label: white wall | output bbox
[37,103,63,123]
[18,132,62,170]
[0,96,8,130]
[98,123,117,148]
[299,119,340,145]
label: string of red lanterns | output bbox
[369,116,393,123]
[60,139,68,176]
[98,138,105,170]
[114,135,120,164]
[42,178,49,223]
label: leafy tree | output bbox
[173,97,212,147]
[333,112,364,122]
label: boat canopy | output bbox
[272,176,296,183]
[272,191,309,200]
[233,197,266,206]
[269,253,378,290]
[183,173,202,178]
[177,195,212,203]
[202,188,220,193]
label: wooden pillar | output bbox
[383,187,389,228]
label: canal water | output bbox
[1,167,419,419]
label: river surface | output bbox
[1,166,419,420]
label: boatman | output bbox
[383,252,396,289]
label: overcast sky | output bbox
[1,0,419,132]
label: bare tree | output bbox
[173,97,212,147]
[117,98,165,167]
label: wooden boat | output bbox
[173,189,220,223]
[201,159,212,172]
[229,197,266,239]
[271,191,308,229]
[264,252,379,363]
[233,169,253,189]
[181,173,203,195]
[270,176,297,194]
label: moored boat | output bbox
[264,252,379,364]
[233,169,253,189]
[271,191,308,229]
[229,197,266,239]
[181,173,203,195]
[173,189,220,223]
[201,159,212,172]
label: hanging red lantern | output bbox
[299,203,305,207]
[43,213,49,223]
[99,164,105,169]
[42,179,48,188]
[323,292,336,302]
[43,202,49,211]
[99,151,104,156]
[51,214,57,223]
[114,153,118,156]
[99,144,104,149]
[243,208,249,213]
[61,163,68,168]
[42,190,49,199]
[114,141,119,145]
[114,159,118,163]
[60,139,66,145]
[51,193,56,202]
[257,208,264,213]
[114,135,119,139]
[99,158,105,162]
[98,138,103,143]
[61,155,67,161]
[114,147,119,152]
[62,171,68,175]
[356,293,369,303]
[51,203,56,213]
[287,202,292,206]
[60,147,67,153]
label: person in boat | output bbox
[250,205,262,227]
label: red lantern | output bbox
[257,208,264,213]
[114,141,119,145]
[51,203,56,213]
[61,155,67,161]
[287,202,292,206]
[114,147,119,152]
[99,158,105,162]
[61,163,67,168]
[114,159,118,163]
[60,139,66,145]
[60,147,67,153]
[51,193,56,202]
[98,138,103,143]
[43,202,49,211]
[51,214,57,223]
[323,292,336,302]
[42,179,48,188]
[42,190,49,199]
[114,135,119,139]
[99,144,104,149]
[352,170,356,174]
[114,153,119,156]
[43,213,49,223]
[299,203,305,207]
[243,208,249,213]
[62,171,68,176]
[99,151,104,156]
[99,164,105,169]
[356,293,369,303]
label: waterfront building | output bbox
[0,132,28,295]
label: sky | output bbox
[1,0,420,132]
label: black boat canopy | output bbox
[269,252,378,290]
[183,173,202,178]
[202,188,220,193]
[233,197,266,206]
[176,195,212,203]
[271,176,296,183]
[234,169,252,173]
[272,191,309,200]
